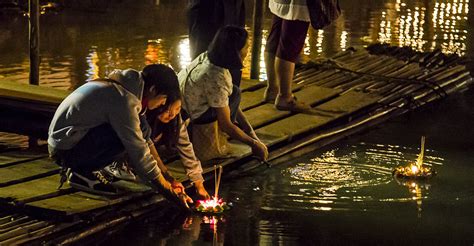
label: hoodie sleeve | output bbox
[176,116,204,182]
[107,95,164,187]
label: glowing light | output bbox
[177,37,192,69]
[145,43,160,64]
[196,166,230,213]
[380,0,469,55]
[196,197,230,213]
[86,48,100,80]
[340,31,348,51]
[303,35,311,55]
[316,30,324,53]
[393,136,435,179]
[410,164,419,174]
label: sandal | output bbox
[275,95,310,112]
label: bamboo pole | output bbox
[29,0,40,85]
[250,0,264,80]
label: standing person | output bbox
[263,0,311,112]
[145,87,210,199]
[178,25,268,162]
[264,0,340,110]
[48,64,192,208]
[187,0,245,87]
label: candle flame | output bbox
[393,136,435,179]
[411,164,419,174]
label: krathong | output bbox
[393,136,435,179]
[195,165,231,213]
[196,197,230,213]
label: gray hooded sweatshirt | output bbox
[48,69,162,186]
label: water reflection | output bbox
[376,0,470,55]
[107,214,227,246]
[262,142,443,215]
[1,0,472,91]
[102,140,468,245]
[176,37,192,69]
[86,48,100,80]
[393,178,431,217]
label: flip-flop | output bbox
[275,96,310,112]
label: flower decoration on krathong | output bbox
[393,136,436,179]
[196,197,230,213]
[195,165,231,213]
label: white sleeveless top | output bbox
[269,0,310,22]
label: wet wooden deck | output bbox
[0,44,472,244]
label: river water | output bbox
[1,0,473,245]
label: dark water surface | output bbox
[1,0,473,89]
[1,0,473,245]
[100,91,474,245]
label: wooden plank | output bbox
[294,85,341,106]
[0,175,72,203]
[14,143,250,215]
[240,82,338,111]
[0,158,58,187]
[0,98,58,115]
[240,88,265,110]
[22,146,246,216]
[246,104,290,128]
[25,190,146,216]
[0,81,68,105]
[25,193,115,216]
[240,79,265,92]
[245,86,341,128]
[316,91,379,114]
[255,91,381,146]
[0,151,47,167]
[256,113,334,145]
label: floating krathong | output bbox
[196,197,231,213]
[195,165,231,213]
[393,136,436,179]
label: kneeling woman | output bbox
[147,89,210,199]
[178,25,268,161]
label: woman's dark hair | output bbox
[142,64,179,96]
[207,25,248,70]
[146,89,182,151]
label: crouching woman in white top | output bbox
[178,25,268,162]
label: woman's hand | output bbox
[175,190,193,209]
[194,180,210,200]
[171,180,186,193]
[171,181,193,209]
[251,140,268,161]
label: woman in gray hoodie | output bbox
[48,64,192,208]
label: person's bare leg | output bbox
[275,57,294,100]
[274,57,309,111]
[264,52,279,103]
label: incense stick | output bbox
[214,165,217,198]
[215,165,223,199]
[416,136,425,168]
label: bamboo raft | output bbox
[0,44,472,244]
